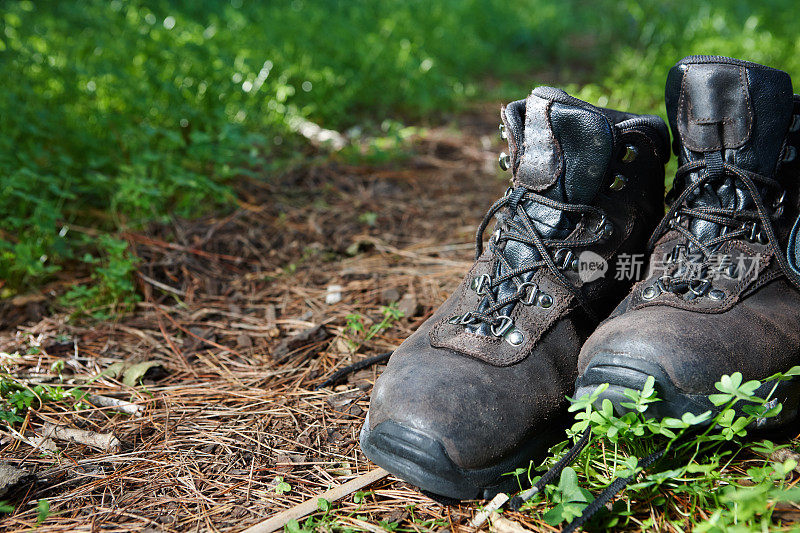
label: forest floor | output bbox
[0,104,542,531]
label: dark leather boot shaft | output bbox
[665,55,793,175]
[664,56,796,251]
[504,86,630,203]
[361,88,669,500]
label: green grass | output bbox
[513,368,800,531]
[570,0,800,144]
[3,0,800,305]
[0,0,588,296]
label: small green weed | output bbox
[59,236,140,319]
[516,368,800,531]
[357,212,378,227]
[36,499,50,524]
[274,476,292,495]
[542,467,594,526]
[0,375,83,426]
[344,303,405,351]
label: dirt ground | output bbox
[0,105,550,531]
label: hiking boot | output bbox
[576,56,800,427]
[360,87,670,499]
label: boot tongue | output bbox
[664,56,794,248]
[469,89,615,337]
[665,55,793,175]
[504,86,615,205]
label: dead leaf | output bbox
[123,361,164,387]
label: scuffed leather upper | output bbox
[368,88,669,470]
[579,55,800,393]
[579,280,800,394]
[370,274,584,469]
[511,87,615,199]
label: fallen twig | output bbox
[469,493,509,528]
[88,395,143,417]
[315,351,393,390]
[240,468,388,533]
[137,273,185,296]
[490,516,534,533]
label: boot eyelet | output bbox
[458,312,478,325]
[570,258,579,272]
[450,312,477,326]
[689,279,711,297]
[773,190,787,209]
[656,275,672,292]
[708,289,725,301]
[553,249,575,271]
[491,315,514,337]
[499,152,511,171]
[505,329,524,346]
[642,285,658,300]
[791,114,800,133]
[621,144,638,163]
[518,281,539,305]
[669,244,687,264]
[499,124,507,140]
[744,222,768,244]
[782,145,796,163]
[609,174,627,191]
[537,293,554,308]
[471,274,491,295]
[592,216,613,239]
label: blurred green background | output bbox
[2,0,799,306]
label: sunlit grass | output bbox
[2,0,800,300]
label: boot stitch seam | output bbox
[429,268,574,366]
[678,65,753,151]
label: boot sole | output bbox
[574,353,800,428]
[359,413,565,501]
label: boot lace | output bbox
[508,427,666,532]
[450,186,611,342]
[645,155,796,297]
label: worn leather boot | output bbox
[360,87,670,499]
[576,56,800,426]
